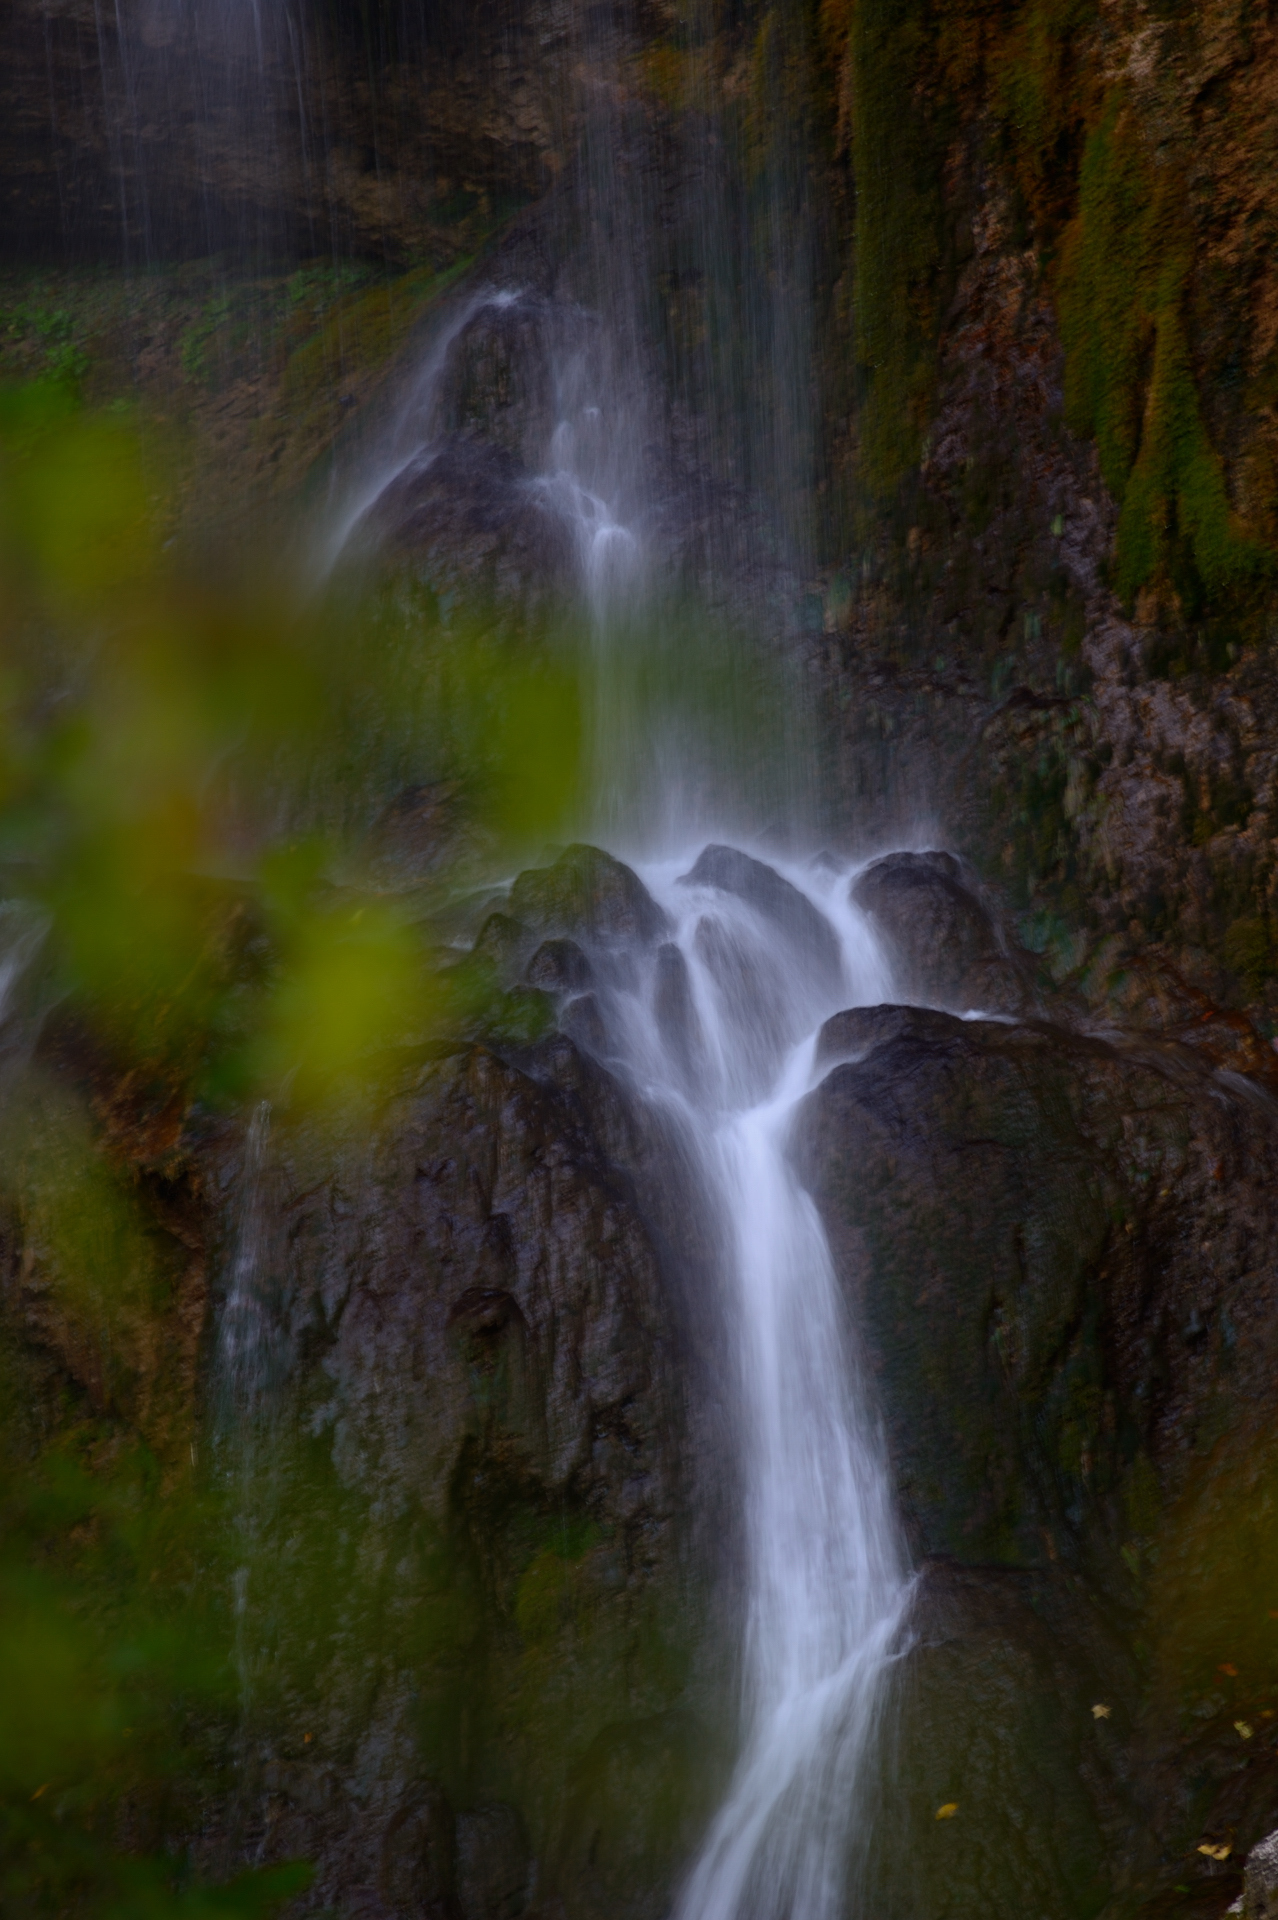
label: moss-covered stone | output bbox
[1054,90,1272,610]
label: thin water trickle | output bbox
[216,1097,277,1728]
[0,900,50,1090]
[217,1098,276,1423]
[317,285,525,578]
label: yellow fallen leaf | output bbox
[1092,1703,1112,1719]
[935,1803,958,1820]
[1236,1721,1254,1740]
[30,1783,48,1802]
[1199,1841,1233,1861]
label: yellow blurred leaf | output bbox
[2,412,154,606]
[1199,1841,1233,1861]
[1235,1720,1254,1740]
[260,896,432,1108]
[935,1802,958,1820]
[1092,1703,1112,1719]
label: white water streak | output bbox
[610,859,912,1920]
[315,286,522,579]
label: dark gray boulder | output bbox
[850,849,1033,1014]
[509,846,670,950]
[815,1002,960,1068]
[796,1000,1278,1897]
[363,433,575,612]
[525,937,593,995]
[208,1032,727,1920]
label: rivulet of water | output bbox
[216,1097,276,1424]
[317,285,525,580]
[214,1097,280,1727]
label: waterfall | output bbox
[325,286,914,1900]
[587,856,911,1920]
[308,4,912,1906]
[316,285,525,579]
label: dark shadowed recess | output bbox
[0,0,551,263]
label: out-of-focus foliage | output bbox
[0,1413,311,1917]
[0,376,584,1911]
[0,377,583,1088]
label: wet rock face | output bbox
[797,998,1278,1888]
[1238,1829,1278,1920]
[436,297,604,470]
[509,846,671,953]
[0,0,572,260]
[362,290,642,608]
[850,850,1033,1015]
[19,833,1278,1913]
[362,435,576,614]
[800,1003,1278,1568]
[218,1021,727,1920]
[365,781,488,890]
[454,1802,531,1920]
[860,1562,1125,1920]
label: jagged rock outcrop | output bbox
[798,850,1278,1910]
[849,850,1037,1015]
[193,1017,731,1920]
[10,835,1278,1916]
[814,0,1278,1053]
[363,435,577,616]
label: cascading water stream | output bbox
[596,858,911,1920]
[327,268,914,1915]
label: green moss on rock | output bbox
[1057,92,1270,609]
[849,0,950,496]
[992,0,1097,234]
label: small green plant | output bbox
[1,304,90,393]
[179,293,235,385]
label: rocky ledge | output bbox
[9,836,1278,1919]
